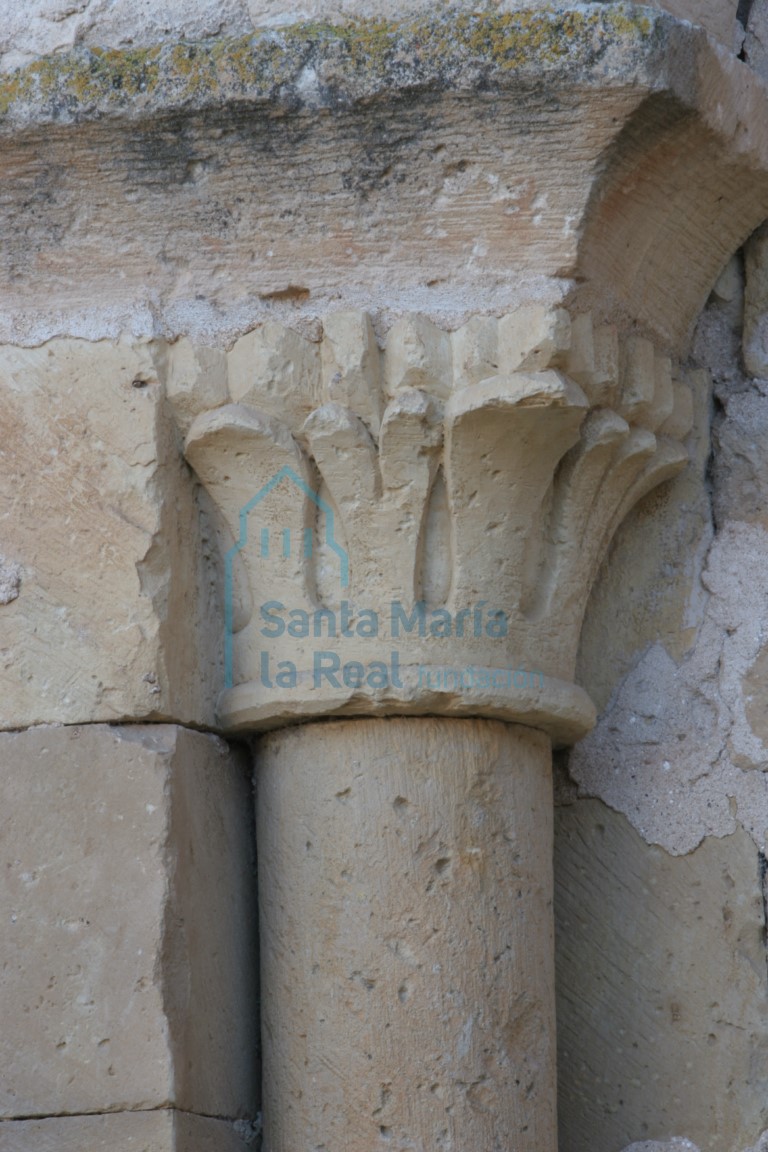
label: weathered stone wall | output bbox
[0,725,261,1149]
[1,2,768,1150]
[557,242,768,1148]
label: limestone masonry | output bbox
[2,3,768,1151]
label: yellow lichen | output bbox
[0,5,657,121]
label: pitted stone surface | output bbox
[181,307,690,738]
[0,9,762,1151]
[0,339,221,730]
[556,802,768,1152]
[258,717,556,1152]
[0,724,259,1120]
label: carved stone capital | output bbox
[177,308,692,744]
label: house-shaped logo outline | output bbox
[224,465,349,689]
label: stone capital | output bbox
[179,307,692,743]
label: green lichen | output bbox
[0,4,658,126]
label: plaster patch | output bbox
[623,1142,702,1151]
[622,1134,768,1152]
[0,558,20,604]
[570,521,768,855]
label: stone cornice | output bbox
[0,6,767,350]
[0,8,668,130]
[178,307,692,744]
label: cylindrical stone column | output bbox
[181,302,694,1151]
[256,716,555,1151]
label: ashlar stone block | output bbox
[0,724,259,1122]
[555,799,768,1152]
[0,339,220,731]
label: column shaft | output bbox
[256,716,555,1152]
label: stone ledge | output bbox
[0,7,765,348]
[0,7,663,130]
